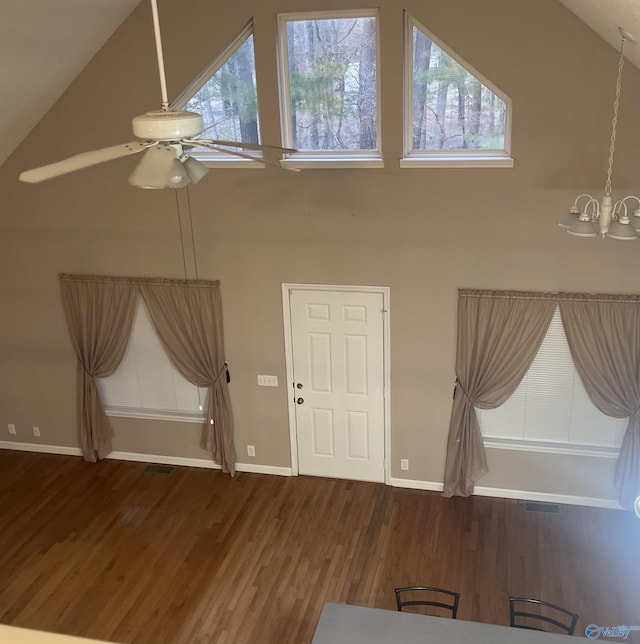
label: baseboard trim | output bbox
[473,485,623,510]
[0,443,620,506]
[0,441,83,456]
[236,462,293,476]
[389,477,622,510]
[0,442,292,477]
[390,477,444,491]
[109,451,293,476]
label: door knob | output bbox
[296,383,304,389]
[296,397,304,405]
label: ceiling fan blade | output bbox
[189,141,300,171]
[19,141,153,183]
[191,138,297,153]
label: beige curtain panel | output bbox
[139,280,236,475]
[59,275,137,462]
[559,294,640,509]
[443,290,556,497]
[59,274,235,475]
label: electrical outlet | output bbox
[33,426,40,437]
[247,445,256,457]
[257,375,278,387]
[400,458,409,471]
[8,423,16,435]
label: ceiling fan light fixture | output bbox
[129,145,177,189]
[168,158,191,189]
[182,156,209,184]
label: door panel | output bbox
[290,289,385,482]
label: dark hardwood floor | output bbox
[0,451,638,643]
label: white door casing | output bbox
[283,285,389,483]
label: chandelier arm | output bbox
[573,193,597,209]
[612,199,627,222]
[604,36,626,196]
[579,197,600,221]
[618,195,640,209]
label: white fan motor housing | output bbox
[132,110,204,141]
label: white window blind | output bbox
[97,298,207,422]
[476,307,627,455]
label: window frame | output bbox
[402,12,514,168]
[276,9,384,169]
[171,20,264,168]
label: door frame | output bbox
[282,283,391,484]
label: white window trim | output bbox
[281,156,384,170]
[276,9,383,168]
[402,12,513,167]
[171,20,264,168]
[399,156,514,169]
[105,408,205,424]
[483,438,620,460]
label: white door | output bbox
[288,289,386,483]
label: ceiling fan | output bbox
[19,0,295,189]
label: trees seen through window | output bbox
[280,11,380,154]
[178,23,260,152]
[408,14,509,156]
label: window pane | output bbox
[477,308,626,451]
[184,34,259,146]
[286,16,377,151]
[97,300,207,419]
[411,26,506,151]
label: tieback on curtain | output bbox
[203,361,230,426]
[215,361,231,385]
[453,377,471,402]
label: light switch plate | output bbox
[257,375,278,387]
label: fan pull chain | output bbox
[175,191,204,414]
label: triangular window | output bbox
[173,21,260,160]
[404,13,511,162]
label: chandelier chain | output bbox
[605,38,626,196]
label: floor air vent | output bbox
[524,501,560,514]
[144,464,174,475]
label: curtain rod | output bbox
[459,289,640,304]
[59,274,220,288]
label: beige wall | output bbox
[1,0,639,503]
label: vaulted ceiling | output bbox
[0,0,141,167]
[0,0,638,169]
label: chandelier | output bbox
[559,29,640,240]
